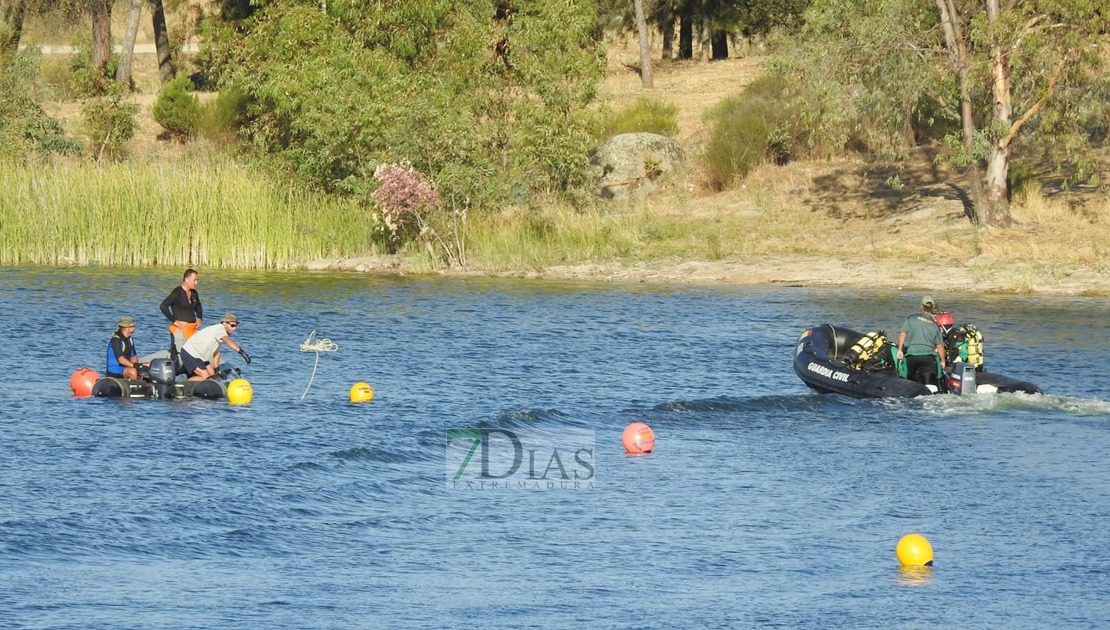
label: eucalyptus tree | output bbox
[778,0,1109,226]
[204,0,606,209]
[0,0,26,55]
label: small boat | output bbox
[91,358,236,400]
[794,324,1040,398]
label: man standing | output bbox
[160,268,202,354]
[106,316,143,380]
[180,314,251,381]
[896,296,946,385]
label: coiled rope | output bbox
[300,330,338,400]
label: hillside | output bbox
[24,27,1110,295]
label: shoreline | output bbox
[302,254,1110,296]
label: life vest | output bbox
[946,324,984,369]
[845,330,886,368]
[106,332,136,376]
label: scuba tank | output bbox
[946,323,984,370]
[845,331,886,368]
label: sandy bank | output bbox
[303,254,1110,296]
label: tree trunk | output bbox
[699,12,711,62]
[1,0,27,56]
[633,0,653,88]
[149,0,175,83]
[936,0,991,224]
[116,0,143,84]
[981,0,1013,227]
[711,30,728,60]
[660,13,674,61]
[91,0,112,73]
[678,11,693,60]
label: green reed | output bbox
[0,161,377,268]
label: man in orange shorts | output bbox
[160,269,202,366]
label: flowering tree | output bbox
[372,161,465,267]
[372,161,440,242]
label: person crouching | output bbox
[180,313,252,381]
[107,316,144,380]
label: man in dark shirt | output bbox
[160,269,202,356]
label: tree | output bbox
[90,0,110,72]
[115,0,143,84]
[148,0,175,82]
[778,0,1109,227]
[1,0,27,55]
[633,0,654,87]
[204,0,606,209]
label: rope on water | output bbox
[300,330,338,400]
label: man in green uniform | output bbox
[896,296,946,386]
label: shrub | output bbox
[702,74,797,190]
[82,80,139,162]
[197,86,250,144]
[0,49,82,160]
[153,76,200,140]
[597,96,679,141]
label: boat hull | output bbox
[91,376,228,400]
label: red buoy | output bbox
[622,422,655,454]
[70,367,99,397]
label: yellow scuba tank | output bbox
[846,331,886,368]
[963,324,984,368]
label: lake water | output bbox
[2,267,1109,629]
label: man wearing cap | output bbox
[897,296,946,386]
[180,314,252,381]
[107,316,143,380]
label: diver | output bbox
[935,311,985,370]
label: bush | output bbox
[153,76,200,140]
[702,74,797,190]
[82,80,139,162]
[597,96,679,141]
[197,86,250,144]
[0,49,82,161]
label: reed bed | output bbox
[0,161,376,268]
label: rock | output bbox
[589,133,685,202]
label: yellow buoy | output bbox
[896,533,934,566]
[227,378,253,405]
[350,382,374,403]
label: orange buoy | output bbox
[622,422,655,454]
[70,367,99,397]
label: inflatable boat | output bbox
[91,358,236,400]
[794,324,1040,398]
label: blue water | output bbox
[2,267,1109,629]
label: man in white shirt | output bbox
[180,313,252,381]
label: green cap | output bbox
[220,313,239,324]
[921,296,937,310]
[117,316,136,328]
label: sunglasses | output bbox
[227,322,239,328]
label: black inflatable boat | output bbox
[91,358,234,400]
[793,324,1040,398]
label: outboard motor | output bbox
[947,362,978,395]
[147,358,178,399]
